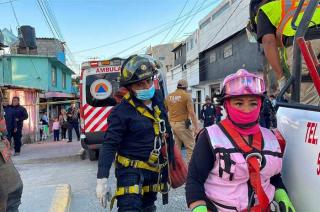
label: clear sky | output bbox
[0,0,221,72]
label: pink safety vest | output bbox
[204,124,283,211]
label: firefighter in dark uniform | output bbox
[200,96,216,127]
[96,55,174,211]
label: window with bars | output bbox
[62,72,66,89]
[209,51,216,63]
[223,44,233,58]
[51,66,57,87]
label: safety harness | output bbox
[219,119,270,212]
[276,0,315,46]
[110,93,169,210]
[256,0,320,46]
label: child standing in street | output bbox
[52,117,60,141]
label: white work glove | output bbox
[96,178,112,208]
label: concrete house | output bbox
[197,0,264,100]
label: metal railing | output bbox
[277,0,320,111]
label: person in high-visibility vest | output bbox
[248,0,320,105]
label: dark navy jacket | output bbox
[97,91,173,178]
[11,105,28,130]
[201,103,216,123]
[4,105,16,131]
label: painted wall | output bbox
[173,44,187,67]
[10,56,48,90]
[48,64,73,93]
[200,31,264,82]
[146,43,176,72]
[0,55,73,93]
[166,65,183,94]
[185,30,200,88]
[187,59,200,87]
[186,30,200,62]
[6,89,38,143]
[198,0,250,53]
[0,56,12,84]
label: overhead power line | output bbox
[73,0,219,55]
[109,0,220,58]
[164,0,247,82]
[0,0,18,4]
[170,0,205,43]
[9,0,42,79]
[159,0,190,45]
[43,0,64,40]
[36,0,78,73]
[205,0,244,49]
[169,0,202,43]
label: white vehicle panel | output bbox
[277,107,320,211]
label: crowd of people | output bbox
[39,103,80,143]
[2,96,81,155]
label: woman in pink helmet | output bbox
[186,69,295,212]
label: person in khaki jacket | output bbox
[165,79,200,163]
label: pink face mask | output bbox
[225,98,262,135]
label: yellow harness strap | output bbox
[110,94,168,210]
[116,154,164,173]
[110,183,167,210]
[124,93,162,136]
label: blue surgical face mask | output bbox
[135,85,155,100]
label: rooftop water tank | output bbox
[56,51,66,64]
[18,25,36,49]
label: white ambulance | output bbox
[80,58,125,160]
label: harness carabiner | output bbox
[245,152,263,167]
[154,136,162,151]
[159,119,166,134]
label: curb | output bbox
[49,184,71,212]
[13,154,81,165]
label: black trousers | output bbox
[61,127,67,139]
[68,122,80,142]
[7,130,22,153]
[53,130,60,141]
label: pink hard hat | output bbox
[221,69,265,99]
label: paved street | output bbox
[12,140,188,212]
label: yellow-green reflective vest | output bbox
[258,0,320,37]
